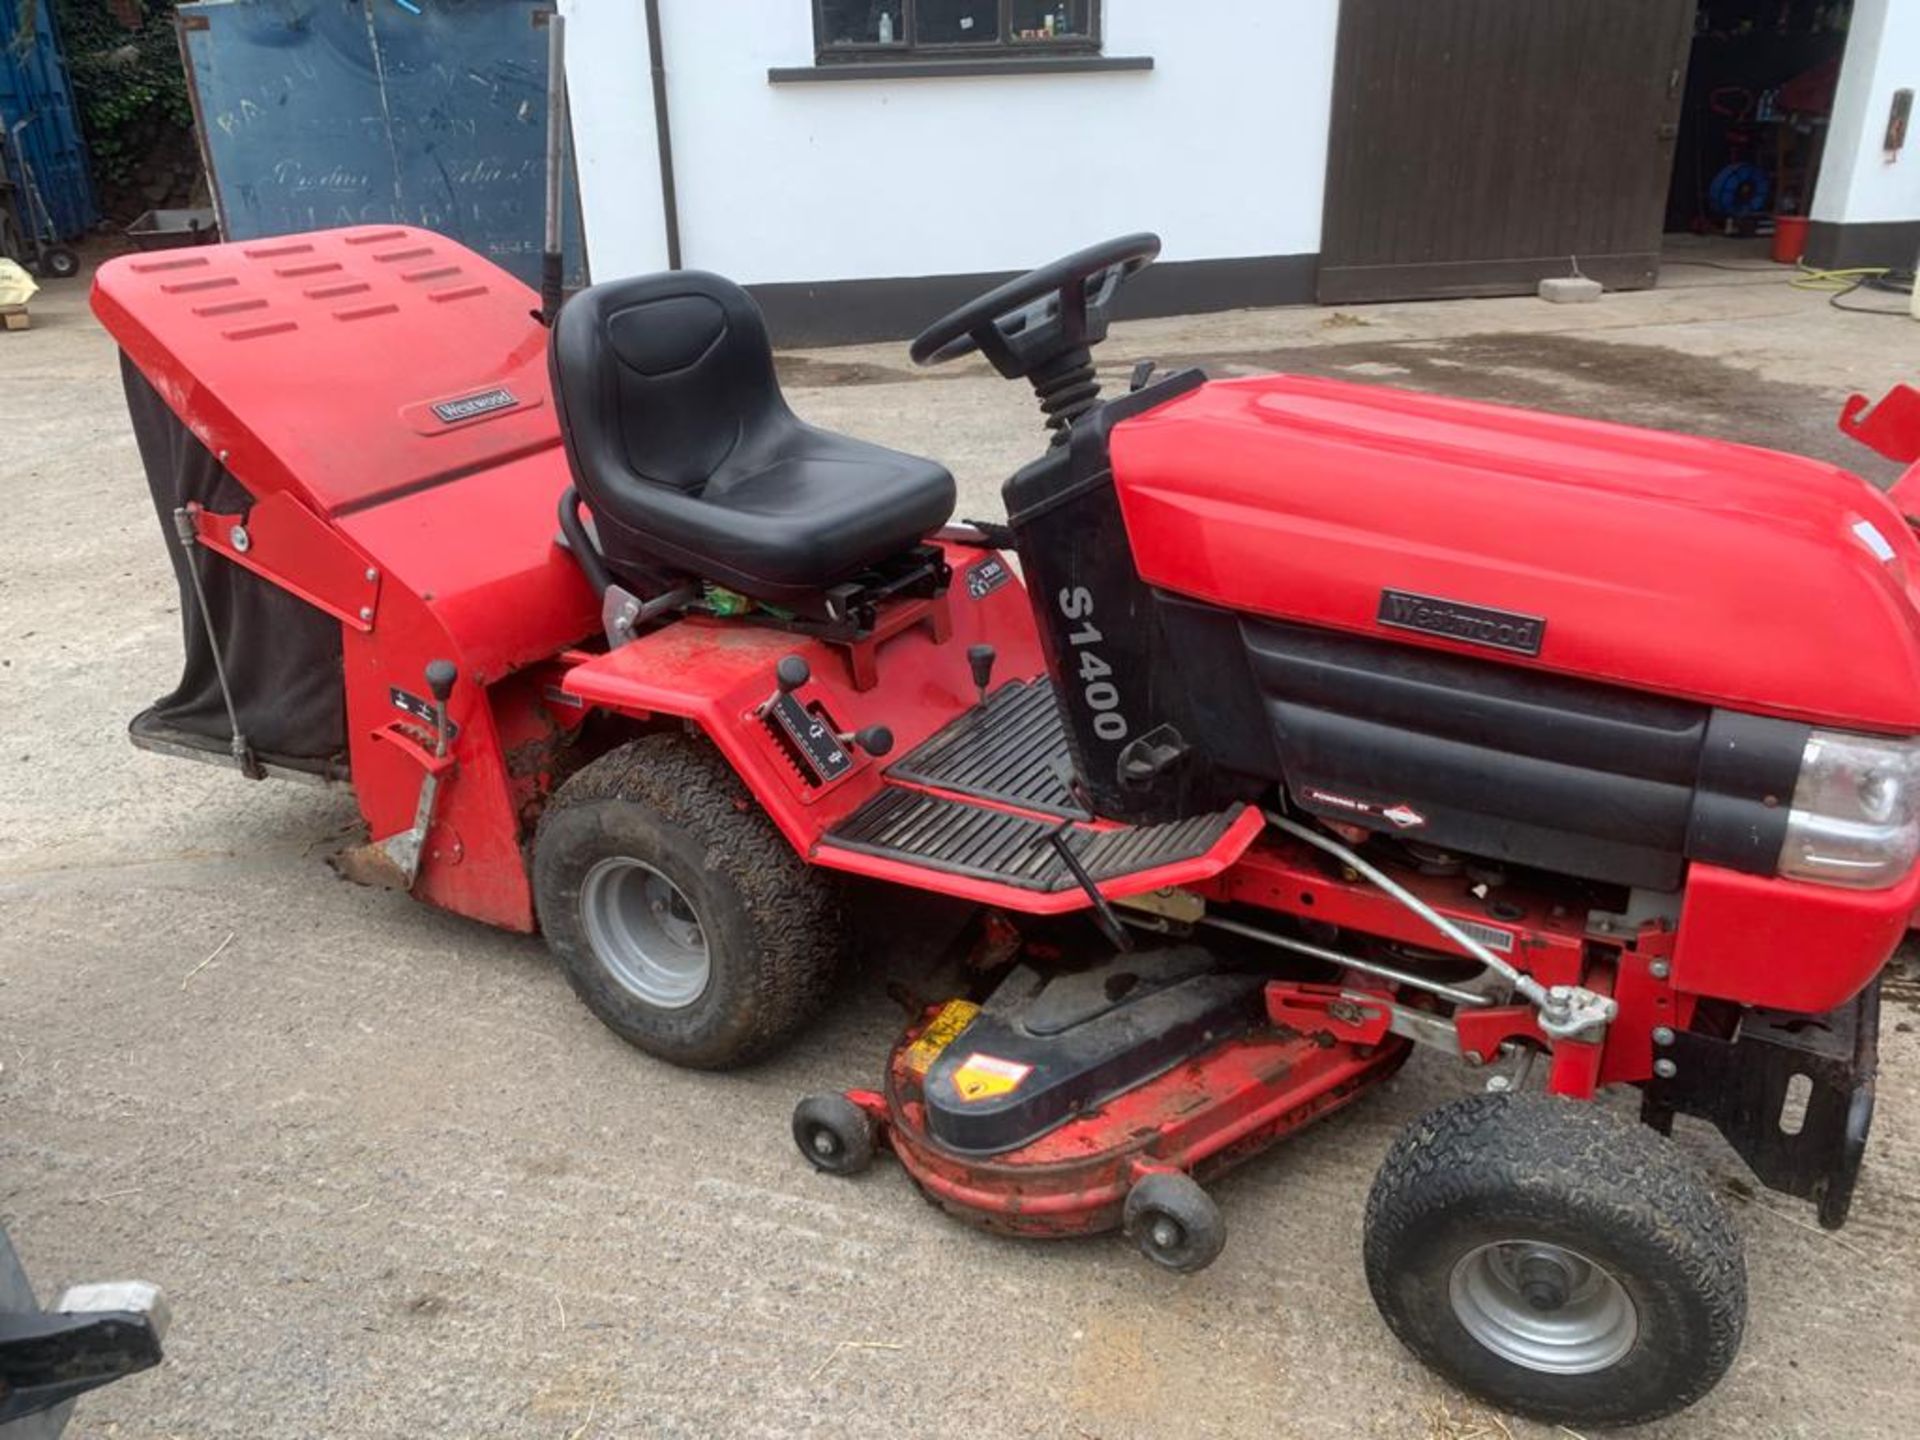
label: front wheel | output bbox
[1363,1093,1745,1428]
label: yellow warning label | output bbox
[903,999,980,1075]
[950,1052,1033,1103]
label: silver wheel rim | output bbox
[579,858,711,1009]
[1448,1240,1638,1375]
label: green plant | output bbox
[51,1,193,189]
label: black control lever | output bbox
[380,660,459,888]
[425,659,457,759]
[967,644,997,708]
[1047,823,1134,954]
[836,725,895,758]
[758,655,811,716]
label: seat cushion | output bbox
[601,423,957,596]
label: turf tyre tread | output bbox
[534,731,847,1069]
[1363,1092,1745,1428]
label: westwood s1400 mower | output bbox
[95,228,1920,1427]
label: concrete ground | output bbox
[3,244,1919,1440]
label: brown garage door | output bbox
[1318,0,1694,305]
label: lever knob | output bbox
[854,725,895,758]
[776,655,811,694]
[425,659,458,703]
[967,644,997,700]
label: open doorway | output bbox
[1312,1,1863,303]
[1664,1,1854,262]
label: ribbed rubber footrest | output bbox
[886,679,1084,819]
[825,790,1245,892]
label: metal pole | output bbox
[1265,810,1616,1040]
[171,508,260,780]
[644,0,684,269]
[1266,811,1538,999]
[1192,914,1494,1009]
[539,12,567,324]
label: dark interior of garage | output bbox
[1665,0,1852,250]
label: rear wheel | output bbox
[39,245,79,280]
[1363,1093,1745,1428]
[533,732,848,1069]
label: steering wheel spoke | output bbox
[973,316,1024,375]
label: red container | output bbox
[1772,214,1810,265]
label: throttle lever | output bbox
[756,655,811,717]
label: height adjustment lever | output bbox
[1046,823,1134,955]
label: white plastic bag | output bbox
[0,258,39,309]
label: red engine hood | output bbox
[1112,375,1920,733]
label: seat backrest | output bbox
[549,270,787,499]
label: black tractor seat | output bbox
[549,270,956,607]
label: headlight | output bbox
[1779,730,1920,888]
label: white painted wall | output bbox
[564,0,1340,285]
[1813,0,1920,226]
[557,0,668,275]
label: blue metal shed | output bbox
[0,0,99,240]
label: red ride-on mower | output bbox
[97,229,1919,1426]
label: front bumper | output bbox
[1672,860,1920,1014]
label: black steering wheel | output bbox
[909,233,1162,380]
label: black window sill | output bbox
[769,55,1153,84]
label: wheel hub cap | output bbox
[579,858,711,1009]
[1448,1240,1638,1375]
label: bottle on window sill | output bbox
[878,10,894,43]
